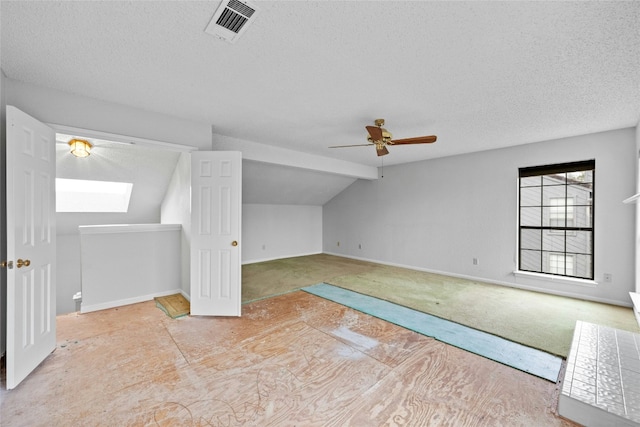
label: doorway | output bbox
[53,128,190,314]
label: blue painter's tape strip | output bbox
[302,282,562,382]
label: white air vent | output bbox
[205,0,259,44]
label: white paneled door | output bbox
[190,151,242,316]
[5,106,57,389]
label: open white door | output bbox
[5,106,56,389]
[190,151,242,316]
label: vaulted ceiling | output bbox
[2,1,639,208]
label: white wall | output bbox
[324,128,636,306]
[243,204,322,264]
[79,224,181,312]
[56,234,81,314]
[5,79,212,150]
[160,152,192,296]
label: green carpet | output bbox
[242,254,639,358]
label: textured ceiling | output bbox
[2,1,639,169]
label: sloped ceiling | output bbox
[243,160,356,205]
[55,138,182,234]
[2,1,640,207]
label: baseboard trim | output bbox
[242,251,323,265]
[322,251,631,308]
[80,288,184,314]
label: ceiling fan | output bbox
[330,119,437,156]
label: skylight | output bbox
[56,178,133,213]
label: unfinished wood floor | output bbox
[1,291,578,426]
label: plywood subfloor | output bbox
[154,293,190,318]
[1,291,578,426]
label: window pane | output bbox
[545,253,575,276]
[520,176,541,187]
[568,170,592,184]
[543,174,565,186]
[520,207,541,226]
[542,185,565,201]
[574,204,592,227]
[520,186,541,206]
[574,254,592,279]
[543,231,565,252]
[520,250,541,271]
[542,206,553,227]
[567,231,592,255]
[547,253,564,275]
[568,182,592,194]
[568,184,591,220]
[521,229,541,250]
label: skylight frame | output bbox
[56,178,134,213]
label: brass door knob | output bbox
[16,259,31,268]
[231,241,238,247]
[1,260,13,269]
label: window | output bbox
[56,178,133,213]
[518,160,594,280]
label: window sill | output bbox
[513,270,598,287]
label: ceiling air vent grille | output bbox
[205,0,259,44]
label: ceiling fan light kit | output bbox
[330,118,437,157]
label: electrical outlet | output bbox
[337,241,340,247]
[473,258,479,265]
[262,244,266,250]
[358,244,362,249]
[603,273,612,283]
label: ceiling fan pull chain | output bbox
[381,156,384,178]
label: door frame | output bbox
[49,124,198,153]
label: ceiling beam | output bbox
[212,134,378,180]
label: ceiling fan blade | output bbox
[365,126,383,141]
[329,143,375,148]
[389,135,437,145]
[376,146,389,156]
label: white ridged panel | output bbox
[23,170,34,247]
[40,263,51,334]
[199,160,212,177]
[220,159,232,177]
[39,173,51,243]
[198,250,211,299]
[219,186,231,235]
[199,186,211,235]
[218,250,230,298]
[21,127,34,157]
[39,134,50,162]
[21,272,34,349]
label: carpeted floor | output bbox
[242,254,640,358]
